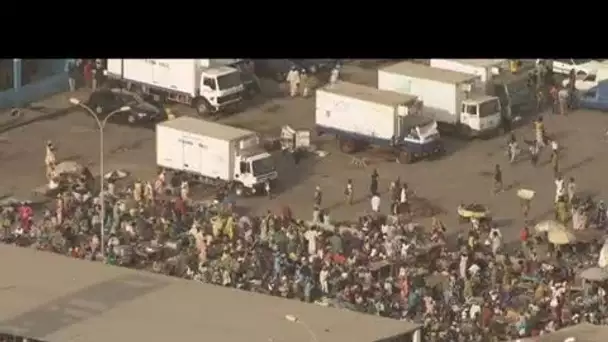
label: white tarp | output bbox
[598,241,608,268]
[416,121,439,142]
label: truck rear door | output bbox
[181,138,202,173]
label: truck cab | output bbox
[198,66,244,113]
[394,115,443,163]
[460,95,502,135]
[234,149,278,194]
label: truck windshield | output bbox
[216,72,242,91]
[251,157,275,176]
[478,99,500,118]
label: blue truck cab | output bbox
[578,80,608,111]
[395,115,444,163]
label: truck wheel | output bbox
[339,139,356,154]
[397,151,413,164]
[458,125,474,140]
[194,99,210,117]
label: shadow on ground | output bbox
[0,106,78,135]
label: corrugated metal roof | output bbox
[0,244,419,342]
[381,61,479,84]
[320,81,418,106]
[158,117,254,141]
[514,323,608,342]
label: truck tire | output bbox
[397,151,413,164]
[458,124,474,140]
[339,138,356,154]
[194,99,210,117]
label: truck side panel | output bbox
[198,59,242,68]
[156,125,232,181]
[107,59,198,96]
[378,70,459,124]
[315,89,396,142]
[430,59,490,83]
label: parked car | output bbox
[84,89,166,127]
[539,59,600,75]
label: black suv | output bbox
[84,89,166,127]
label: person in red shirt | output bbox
[174,196,186,217]
[18,202,33,233]
[520,224,529,248]
[83,60,93,89]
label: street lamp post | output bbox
[69,97,130,259]
[285,314,319,342]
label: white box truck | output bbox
[378,61,503,137]
[156,117,278,194]
[316,82,443,163]
[430,59,538,118]
[106,59,245,116]
[430,59,506,83]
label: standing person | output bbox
[44,140,56,170]
[133,180,143,203]
[493,164,503,194]
[314,186,322,208]
[549,84,559,114]
[555,175,566,203]
[83,60,93,89]
[286,66,300,97]
[329,63,340,85]
[551,148,560,176]
[371,193,381,213]
[92,59,104,91]
[567,177,577,204]
[299,69,310,97]
[529,142,539,166]
[558,87,569,115]
[400,183,410,215]
[264,179,272,199]
[534,116,546,148]
[508,134,519,164]
[67,59,79,92]
[370,169,379,196]
[345,179,354,205]
[180,180,190,201]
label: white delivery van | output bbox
[378,61,502,137]
[156,117,278,194]
[316,82,442,163]
[106,59,244,116]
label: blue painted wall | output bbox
[0,59,69,109]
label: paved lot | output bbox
[1,63,608,246]
[0,244,418,342]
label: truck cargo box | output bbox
[316,82,419,141]
[107,59,199,96]
[430,59,506,82]
[156,117,257,181]
[378,61,480,125]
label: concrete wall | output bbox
[0,59,69,109]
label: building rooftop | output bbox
[158,116,255,141]
[516,323,608,342]
[320,81,418,106]
[380,61,479,85]
[0,244,419,342]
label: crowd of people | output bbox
[1,130,607,342]
[1,62,607,342]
